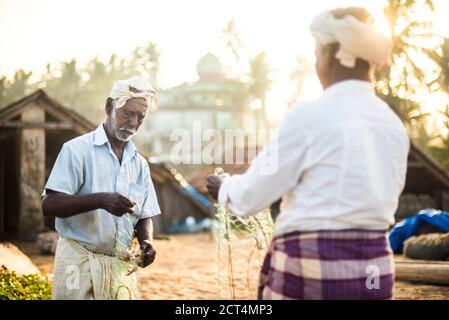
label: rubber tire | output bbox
[404,233,449,261]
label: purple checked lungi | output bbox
[258,229,394,300]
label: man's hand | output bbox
[206,174,223,200]
[101,192,136,216]
[139,240,156,268]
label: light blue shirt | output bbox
[43,124,161,256]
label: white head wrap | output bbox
[109,76,157,111]
[310,10,393,68]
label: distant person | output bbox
[42,77,161,300]
[207,7,410,300]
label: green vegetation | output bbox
[0,265,51,300]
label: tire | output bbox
[404,233,449,261]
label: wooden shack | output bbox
[396,143,449,219]
[0,90,94,240]
[148,162,211,234]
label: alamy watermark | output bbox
[65,265,80,290]
[168,121,279,175]
[365,265,380,290]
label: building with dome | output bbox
[140,53,267,162]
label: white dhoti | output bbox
[52,237,140,300]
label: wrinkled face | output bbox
[314,42,333,89]
[107,98,148,142]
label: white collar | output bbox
[322,80,373,97]
[93,124,138,158]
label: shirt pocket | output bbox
[128,183,147,219]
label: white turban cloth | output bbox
[310,11,393,68]
[109,76,157,111]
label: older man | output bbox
[207,7,410,300]
[42,76,160,300]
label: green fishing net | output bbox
[213,168,275,299]
[113,207,143,299]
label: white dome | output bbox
[196,53,224,79]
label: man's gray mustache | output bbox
[119,129,136,134]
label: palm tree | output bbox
[44,59,82,109]
[248,51,272,129]
[422,37,449,94]
[131,42,161,88]
[0,70,33,108]
[0,76,7,108]
[420,37,449,165]
[220,19,244,63]
[288,55,313,108]
[220,18,245,77]
[81,57,114,122]
[376,0,436,97]
[375,0,437,144]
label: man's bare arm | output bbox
[136,217,154,245]
[42,190,135,218]
[136,217,156,267]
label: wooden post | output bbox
[0,144,4,234]
[395,256,449,285]
[18,104,45,240]
[435,190,449,212]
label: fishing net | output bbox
[213,168,275,299]
[112,211,143,299]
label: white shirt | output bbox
[43,124,161,256]
[218,80,410,236]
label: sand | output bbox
[15,233,449,300]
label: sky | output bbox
[1,0,448,122]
